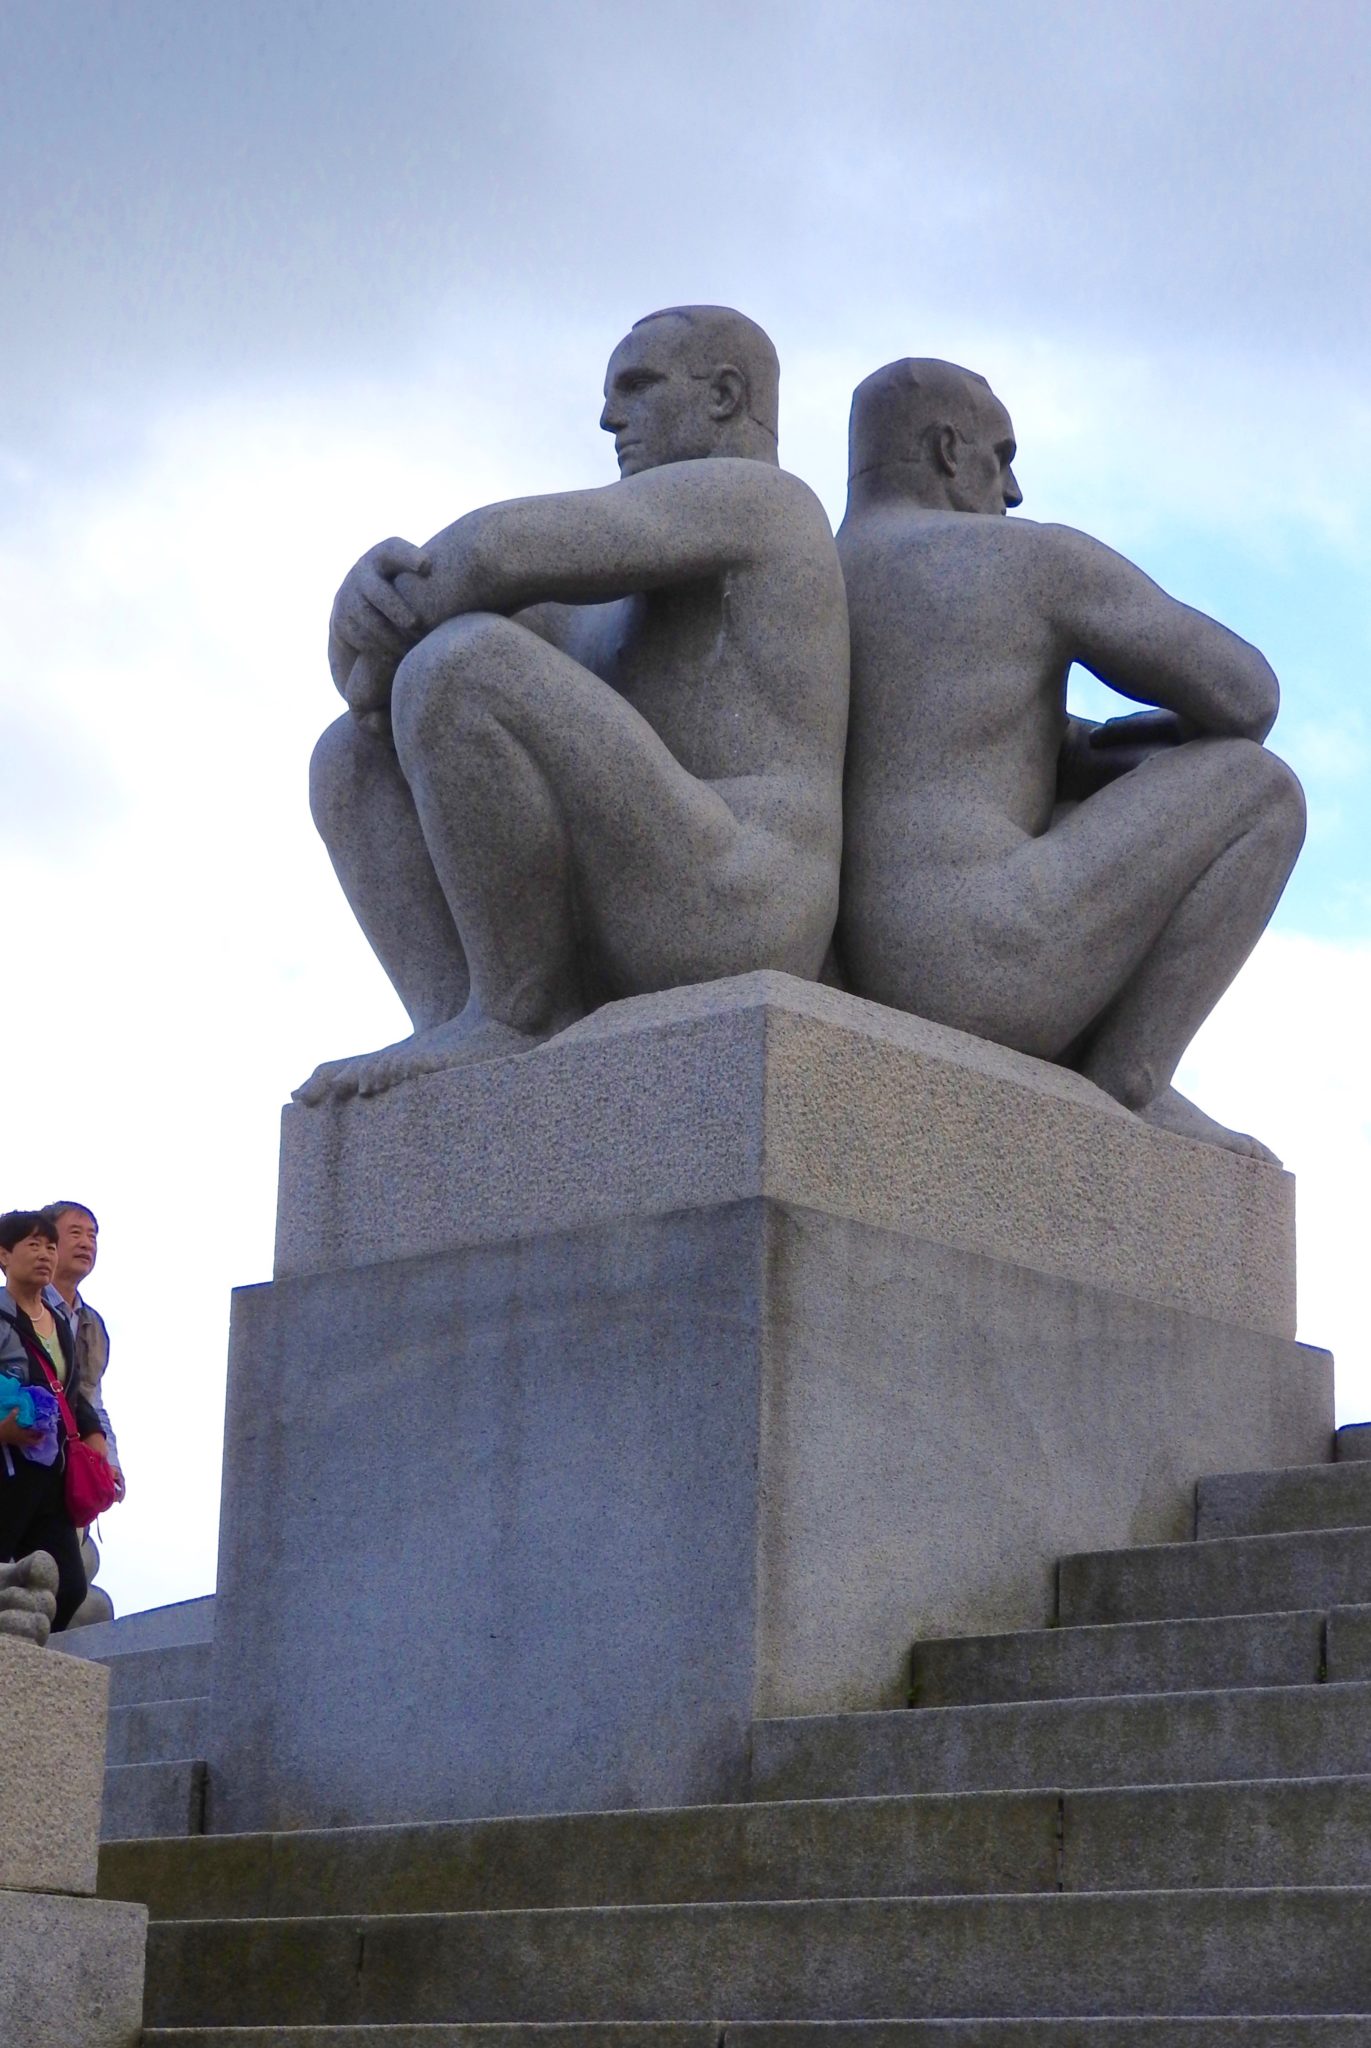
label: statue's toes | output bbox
[0,1608,52,1646]
[355,1054,405,1099]
[24,1550,60,1595]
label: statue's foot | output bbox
[294,1013,545,1106]
[1138,1085,1281,1165]
[0,1551,59,1647]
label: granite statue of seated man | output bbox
[297,306,850,1105]
[836,357,1305,1160]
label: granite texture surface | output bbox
[139,1886,1371,2026]
[0,1888,145,2047]
[211,1187,1325,1832]
[275,972,1296,1339]
[0,1635,108,1895]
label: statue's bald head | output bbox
[849,358,997,476]
[602,306,780,474]
[846,358,1021,516]
[634,306,780,441]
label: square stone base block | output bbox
[0,1636,108,1895]
[213,976,1326,1830]
[208,1197,1329,1834]
[0,1890,146,2048]
[275,972,1297,1338]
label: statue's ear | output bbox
[709,365,747,422]
[933,423,960,476]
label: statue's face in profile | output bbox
[600,320,719,477]
[948,397,1023,516]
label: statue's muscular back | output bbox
[838,506,1073,871]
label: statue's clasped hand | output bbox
[1086,708,1185,782]
[328,538,433,721]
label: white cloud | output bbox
[1177,929,1371,1428]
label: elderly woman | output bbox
[0,1208,108,1631]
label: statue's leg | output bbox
[295,715,471,1103]
[310,713,470,1029]
[1040,736,1305,1144]
[316,612,796,1101]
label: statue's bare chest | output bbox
[592,584,732,719]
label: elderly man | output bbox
[298,306,849,1104]
[837,357,1305,1159]
[46,1201,123,1502]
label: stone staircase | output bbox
[60,1594,213,1842]
[97,1433,1371,2042]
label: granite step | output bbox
[143,2032,716,2046]
[749,1682,1371,1801]
[725,2027,1371,2045]
[97,1639,213,1707]
[1196,1459,1371,1539]
[1057,1526,1371,1625]
[103,1786,1058,1916]
[136,2025,1371,2047]
[102,1757,206,1842]
[911,1608,1327,1705]
[98,1774,1371,1919]
[914,1599,1371,1703]
[105,1693,209,1767]
[140,1889,1371,2027]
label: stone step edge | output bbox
[106,1750,209,1764]
[108,1694,210,1712]
[145,1881,1371,1933]
[131,2026,1371,2044]
[762,1676,1371,1738]
[912,1602,1337,1666]
[916,1602,1347,1648]
[137,2022,1371,2034]
[1057,1523,1371,1574]
[103,1767,1371,1859]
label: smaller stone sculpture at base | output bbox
[837,357,1305,1161]
[0,1550,58,1648]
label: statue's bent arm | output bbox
[392,459,789,636]
[1044,525,1279,744]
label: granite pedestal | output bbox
[0,1637,146,2047]
[208,975,1330,1832]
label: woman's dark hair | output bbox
[0,1209,59,1251]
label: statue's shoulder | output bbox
[697,459,841,557]
[634,455,826,531]
[703,457,829,516]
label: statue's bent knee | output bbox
[1256,747,1307,842]
[1213,737,1307,844]
[393,614,540,764]
[308,713,362,835]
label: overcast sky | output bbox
[3,1,1367,1617]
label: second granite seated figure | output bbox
[299,306,849,1104]
[837,358,1305,1159]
